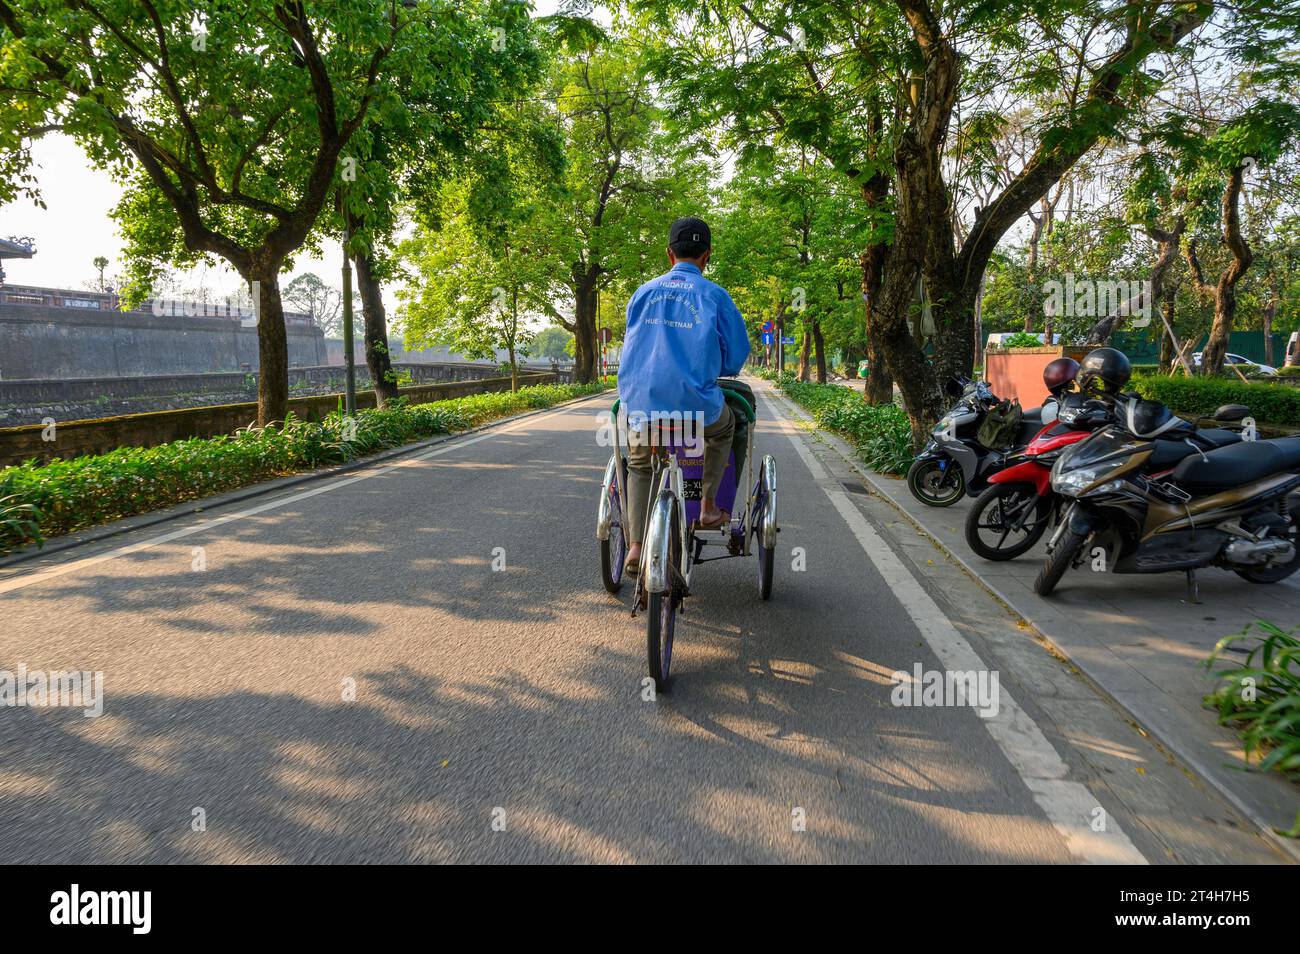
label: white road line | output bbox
[760,384,1147,865]
[0,406,574,596]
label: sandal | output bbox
[697,511,730,530]
[624,551,641,575]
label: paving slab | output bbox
[764,380,1300,860]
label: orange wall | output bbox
[985,348,1057,409]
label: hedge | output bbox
[1131,375,1300,428]
[0,380,609,552]
[767,372,913,475]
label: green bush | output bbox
[1277,365,1300,378]
[774,375,913,474]
[996,331,1046,349]
[1132,374,1300,427]
[1205,621,1300,789]
[0,380,608,551]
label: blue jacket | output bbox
[617,262,751,425]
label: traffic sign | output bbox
[780,336,795,345]
[761,332,773,345]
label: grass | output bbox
[1205,620,1300,834]
[0,380,610,553]
[759,369,913,475]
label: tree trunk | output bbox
[247,269,289,426]
[1263,276,1278,367]
[1024,212,1043,333]
[775,314,786,374]
[1188,167,1252,376]
[860,244,894,405]
[509,287,520,392]
[353,250,398,406]
[1159,282,1176,370]
[811,319,826,384]
[797,330,811,382]
[572,280,598,383]
[1090,217,1185,345]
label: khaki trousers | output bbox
[626,405,735,544]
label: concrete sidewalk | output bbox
[764,380,1300,860]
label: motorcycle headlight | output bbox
[1051,461,1108,497]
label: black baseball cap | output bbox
[668,216,711,253]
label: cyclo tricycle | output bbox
[596,378,778,691]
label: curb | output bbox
[761,381,1300,863]
[0,389,612,572]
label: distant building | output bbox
[0,238,35,284]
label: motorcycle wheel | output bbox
[1234,512,1300,584]
[965,484,1051,561]
[1034,527,1086,596]
[907,458,966,507]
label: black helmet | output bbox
[1043,357,1080,397]
[1076,347,1131,396]
[1121,396,1189,439]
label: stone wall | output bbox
[0,370,555,468]
[0,362,511,427]
[0,302,327,379]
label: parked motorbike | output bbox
[1034,398,1300,597]
[963,394,1115,560]
[906,377,1047,506]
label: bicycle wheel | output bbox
[599,490,626,593]
[646,499,682,692]
[646,590,677,692]
[756,465,775,600]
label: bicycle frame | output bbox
[619,417,755,598]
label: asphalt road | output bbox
[0,378,1288,863]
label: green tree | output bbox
[636,0,1246,441]
[0,0,496,423]
[540,35,710,383]
[531,326,574,360]
[401,174,560,391]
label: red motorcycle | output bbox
[963,397,1113,561]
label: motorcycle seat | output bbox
[1194,428,1241,449]
[1171,437,1300,495]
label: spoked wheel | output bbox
[599,507,626,593]
[757,541,774,600]
[756,463,775,600]
[907,458,966,507]
[646,503,683,693]
[964,483,1051,561]
[646,590,677,692]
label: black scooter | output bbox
[907,376,1050,507]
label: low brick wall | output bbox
[0,371,554,468]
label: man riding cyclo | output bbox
[617,216,752,576]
